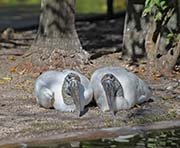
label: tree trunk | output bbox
[26,0,89,72]
[107,0,114,17]
[145,1,180,77]
[123,0,179,77]
[123,0,178,59]
[122,0,146,60]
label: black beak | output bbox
[79,108,88,117]
[67,73,85,117]
[101,75,116,116]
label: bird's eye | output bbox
[65,75,72,83]
[108,74,114,80]
[68,75,71,80]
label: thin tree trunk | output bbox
[157,40,180,75]
[107,0,114,17]
[145,21,158,76]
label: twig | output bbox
[0,49,25,56]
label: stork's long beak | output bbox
[68,76,85,117]
[101,75,116,116]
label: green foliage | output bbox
[0,0,41,5]
[166,33,180,45]
[166,33,175,45]
[76,0,106,13]
[177,34,180,41]
[143,0,179,47]
[143,0,167,21]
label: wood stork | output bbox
[90,67,151,116]
[35,70,93,116]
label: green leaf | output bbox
[155,11,162,20]
[177,34,180,41]
[149,1,155,9]
[160,1,166,7]
[145,0,151,7]
[166,38,170,45]
[144,0,168,20]
[166,33,175,44]
[167,33,174,38]
[160,1,167,10]
[143,7,151,16]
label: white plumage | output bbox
[35,70,93,116]
[90,67,151,114]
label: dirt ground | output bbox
[0,17,180,146]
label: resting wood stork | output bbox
[35,70,93,116]
[90,67,151,116]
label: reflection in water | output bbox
[4,128,180,148]
[81,128,180,148]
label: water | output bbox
[4,128,180,148]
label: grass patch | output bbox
[0,0,41,5]
[21,119,85,134]
[76,0,126,14]
[129,111,179,125]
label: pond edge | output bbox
[1,119,180,147]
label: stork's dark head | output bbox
[65,73,85,117]
[101,73,121,116]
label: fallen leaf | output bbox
[0,76,12,84]
[162,95,175,100]
[140,67,145,73]
[10,67,17,73]
[23,80,31,84]
[7,56,16,61]
[18,68,26,75]
[152,73,162,80]
[2,76,12,81]
[0,80,5,84]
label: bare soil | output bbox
[0,18,179,146]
